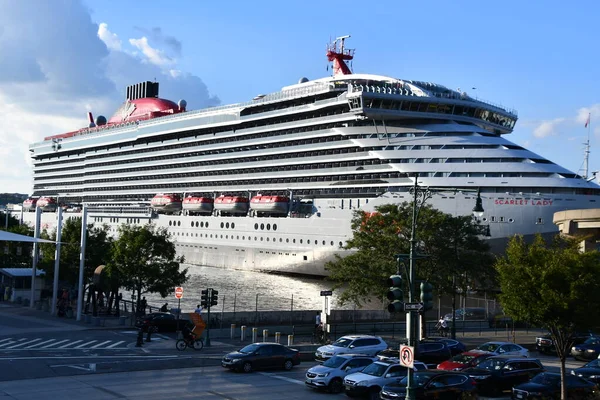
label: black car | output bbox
[463,356,544,396]
[424,337,467,356]
[134,312,192,333]
[221,342,301,373]
[380,370,477,400]
[378,341,452,368]
[571,337,600,361]
[572,358,600,384]
[535,332,594,354]
[512,372,598,399]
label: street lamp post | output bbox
[405,180,485,400]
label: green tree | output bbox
[108,224,188,309]
[38,217,112,287]
[0,213,34,268]
[325,203,493,307]
[495,234,600,400]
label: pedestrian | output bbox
[140,296,147,315]
[160,302,168,312]
[315,312,321,330]
[195,304,203,314]
[436,317,449,337]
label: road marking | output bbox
[58,340,83,348]
[74,341,97,349]
[0,338,12,344]
[90,341,112,349]
[0,341,16,348]
[5,339,42,349]
[258,372,304,385]
[106,341,125,349]
[43,339,70,348]
[24,339,58,349]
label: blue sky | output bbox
[0,0,598,193]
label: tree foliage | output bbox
[0,213,34,267]
[325,203,493,306]
[495,234,600,400]
[108,224,189,305]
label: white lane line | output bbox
[5,339,42,349]
[42,339,70,348]
[24,339,58,349]
[90,341,112,349]
[0,340,17,348]
[106,341,125,349]
[74,340,97,349]
[58,340,83,348]
[0,338,13,344]
[258,372,304,385]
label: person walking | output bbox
[195,304,203,314]
[140,297,147,315]
[436,317,449,337]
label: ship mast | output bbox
[326,35,355,76]
[584,113,591,179]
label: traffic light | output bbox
[420,282,433,311]
[387,274,404,313]
[200,289,209,308]
[210,289,219,306]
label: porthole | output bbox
[338,241,343,247]
[231,223,235,229]
[226,235,228,239]
[221,222,224,228]
[210,234,213,238]
[195,233,198,237]
[195,221,199,227]
[254,237,257,241]
[266,224,271,230]
[178,221,181,227]
[242,236,245,240]
[190,221,194,228]
[236,235,239,240]
[260,223,265,230]
[482,217,488,222]
[273,224,277,231]
[226,222,230,229]
[322,240,326,245]
[300,239,303,244]
[201,221,204,228]
[293,239,296,244]
[261,237,264,241]
[286,238,289,243]
[220,235,223,239]
[508,218,514,223]
[169,221,172,226]
[254,223,259,230]
[307,240,310,244]
[206,222,209,228]
[279,238,283,242]
[266,238,269,242]
[273,237,276,242]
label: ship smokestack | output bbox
[126,81,159,101]
[87,111,96,128]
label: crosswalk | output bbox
[0,337,129,350]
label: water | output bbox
[122,264,384,313]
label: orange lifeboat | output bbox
[250,195,289,216]
[214,196,249,216]
[36,197,57,212]
[150,193,182,214]
[182,196,214,215]
[23,198,38,212]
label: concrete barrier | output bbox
[287,334,293,346]
[230,324,236,339]
[275,332,281,343]
[252,327,257,343]
[240,325,246,341]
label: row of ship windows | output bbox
[167,220,280,231]
[171,231,343,247]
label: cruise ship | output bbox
[23,37,600,277]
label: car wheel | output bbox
[242,362,252,373]
[328,378,343,394]
[283,359,293,371]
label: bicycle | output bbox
[176,332,204,351]
[435,322,449,337]
[312,324,329,345]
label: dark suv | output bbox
[463,356,544,396]
[535,332,595,354]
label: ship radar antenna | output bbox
[326,35,354,77]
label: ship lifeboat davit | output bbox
[250,195,289,216]
[23,198,38,212]
[36,197,57,212]
[214,196,249,216]
[151,193,182,214]
[182,196,214,216]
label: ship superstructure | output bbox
[25,37,600,276]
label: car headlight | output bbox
[571,370,576,375]
[356,380,368,386]
[587,349,596,353]
[232,358,242,363]
[528,392,543,396]
[316,372,329,378]
[453,368,462,371]
[589,375,599,379]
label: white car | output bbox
[305,354,377,393]
[475,341,529,357]
[315,335,387,362]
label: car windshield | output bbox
[477,358,506,371]
[398,372,435,387]
[332,338,353,348]
[361,363,388,377]
[530,373,560,386]
[584,338,600,345]
[323,356,346,368]
[238,344,260,354]
[476,343,500,352]
[584,359,600,368]
[451,354,475,364]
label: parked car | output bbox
[305,354,377,393]
[571,337,600,361]
[315,335,387,362]
[423,337,467,356]
[134,312,192,333]
[512,371,598,399]
[221,342,300,373]
[343,358,427,399]
[380,370,478,400]
[463,355,544,396]
[377,341,452,368]
[443,307,488,322]
[475,341,530,357]
[536,331,595,354]
[437,350,494,371]
[571,358,600,383]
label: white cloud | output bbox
[0,1,219,194]
[98,23,121,51]
[533,118,565,138]
[576,104,600,128]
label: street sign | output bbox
[400,345,414,368]
[175,287,184,299]
[404,302,423,312]
[320,290,333,296]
